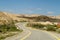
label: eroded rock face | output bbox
[0,12,13,25]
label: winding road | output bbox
[5,23,58,40]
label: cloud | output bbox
[47,12,54,14]
[36,8,42,10]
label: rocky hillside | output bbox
[17,15,60,22]
[0,12,13,25]
[49,16,60,19]
[0,12,60,22]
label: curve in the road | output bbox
[4,23,60,40]
[28,28,60,40]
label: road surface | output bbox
[25,29,56,40]
[5,23,57,40]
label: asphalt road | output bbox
[25,29,56,40]
[5,23,57,40]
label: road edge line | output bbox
[20,31,31,40]
[44,31,60,40]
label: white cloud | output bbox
[47,12,54,14]
[36,8,42,10]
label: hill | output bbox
[0,12,13,25]
[0,12,22,40]
[17,15,60,22]
[1,12,60,22]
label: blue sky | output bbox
[0,0,60,15]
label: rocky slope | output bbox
[0,12,60,22]
[0,12,13,25]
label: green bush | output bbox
[0,23,20,33]
[32,24,44,29]
[20,20,27,22]
[27,23,44,29]
[43,27,47,30]
[56,28,60,33]
[0,36,6,40]
[46,25,56,31]
[26,22,60,34]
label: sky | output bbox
[0,0,60,15]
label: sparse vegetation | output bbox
[26,22,60,33]
[26,23,45,30]
[19,20,27,22]
[0,23,23,40]
[0,12,23,40]
[45,25,56,31]
[27,23,44,29]
[56,28,60,33]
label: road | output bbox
[25,29,56,40]
[5,23,57,40]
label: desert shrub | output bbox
[27,23,44,29]
[0,23,20,33]
[20,20,27,22]
[46,25,56,31]
[32,24,44,29]
[43,27,47,30]
[56,28,60,33]
[0,36,6,40]
[15,20,18,22]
